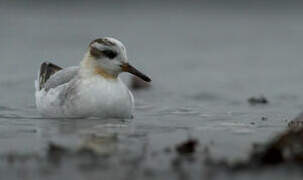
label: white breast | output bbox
[64,77,134,118]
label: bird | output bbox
[35,37,151,118]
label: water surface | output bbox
[1,1,303,179]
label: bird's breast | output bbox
[71,77,134,118]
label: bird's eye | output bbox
[102,50,117,59]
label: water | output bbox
[1,1,303,179]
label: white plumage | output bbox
[35,37,150,118]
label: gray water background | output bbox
[1,1,303,179]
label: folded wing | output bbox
[38,62,79,91]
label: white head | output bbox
[85,37,151,82]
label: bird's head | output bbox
[86,37,151,82]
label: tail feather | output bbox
[38,62,62,90]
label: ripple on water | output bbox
[0,105,15,111]
[171,107,200,115]
[157,107,201,116]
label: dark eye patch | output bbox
[102,50,117,59]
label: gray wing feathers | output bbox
[44,66,79,91]
[39,62,63,90]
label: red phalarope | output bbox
[35,37,151,118]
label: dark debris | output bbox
[247,95,269,105]
[250,127,303,166]
[47,142,69,164]
[206,127,303,171]
[175,139,198,155]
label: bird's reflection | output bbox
[79,133,118,155]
